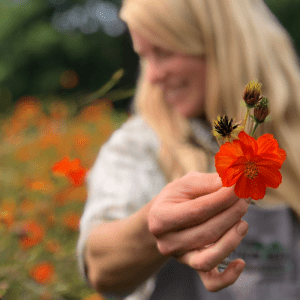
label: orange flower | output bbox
[82,293,106,300]
[62,212,80,231]
[19,220,45,250]
[44,240,61,254]
[13,96,42,121]
[0,198,16,228]
[29,262,55,284]
[215,131,286,200]
[52,156,87,186]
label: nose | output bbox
[145,59,167,85]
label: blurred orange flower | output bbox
[29,262,55,284]
[19,220,45,250]
[62,212,80,231]
[0,198,16,228]
[83,293,106,300]
[46,214,56,228]
[49,101,70,120]
[73,130,91,151]
[14,96,42,120]
[59,70,79,90]
[52,156,87,186]
[19,199,36,215]
[29,181,50,191]
[79,99,113,122]
[44,240,61,254]
[215,131,286,200]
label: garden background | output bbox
[0,0,299,299]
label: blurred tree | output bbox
[0,0,139,111]
[0,0,298,112]
[265,0,300,56]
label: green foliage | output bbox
[0,0,138,109]
[265,0,300,54]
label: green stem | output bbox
[251,122,259,137]
[242,108,250,128]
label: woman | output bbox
[77,0,300,299]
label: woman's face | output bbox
[130,30,207,118]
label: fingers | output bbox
[169,172,223,199]
[173,186,239,230]
[156,200,249,256]
[149,173,241,235]
[177,220,249,271]
[198,259,246,292]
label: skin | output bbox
[85,31,250,296]
[86,173,250,295]
[130,30,207,119]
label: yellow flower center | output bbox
[244,161,259,179]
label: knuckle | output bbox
[156,241,174,257]
[233,203,247,220]
[202,227,219,244]
[182,171,201,183]
[148,215,164,236]
[225,238,239,254]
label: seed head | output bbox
[254,97,269,123]
[213,115,242,142]
[243,80,262,107]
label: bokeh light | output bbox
[51,0,126,36]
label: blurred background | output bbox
[0,0,299,299]
[0,0,298,114]
[0,0,140,115]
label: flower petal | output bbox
[248,174,267,200]
[238,131,258,155]
[278,149,287,165]
[215,140,243,175]
[221,161,245,186]
[258,166,282,188]
[253,154,282,169]
[234,175,251,199]
[215,155,237,176]
[218,140,244,158]
[257,133,278,155]
[234,174,267,200]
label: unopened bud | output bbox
[243,80,262,107]
[254,97,269,123]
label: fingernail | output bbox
[237,221,248,236]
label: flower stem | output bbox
[251,122,259,137]
[242,108,250,129]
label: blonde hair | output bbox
[119,0,300,214]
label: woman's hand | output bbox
[148,172,250,292]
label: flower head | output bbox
[213,115,243,142]
[29,262,55,284]
[52,156,87,186]
[254,97,269,124]
[16,220,45,250]
[243,80,262,107]
[215,131,286,200]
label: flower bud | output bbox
[243,80,262,107]
[254,97,269,123]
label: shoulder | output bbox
[106,114,160,152]
[91,114,160,169]
[87,114,165,197]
